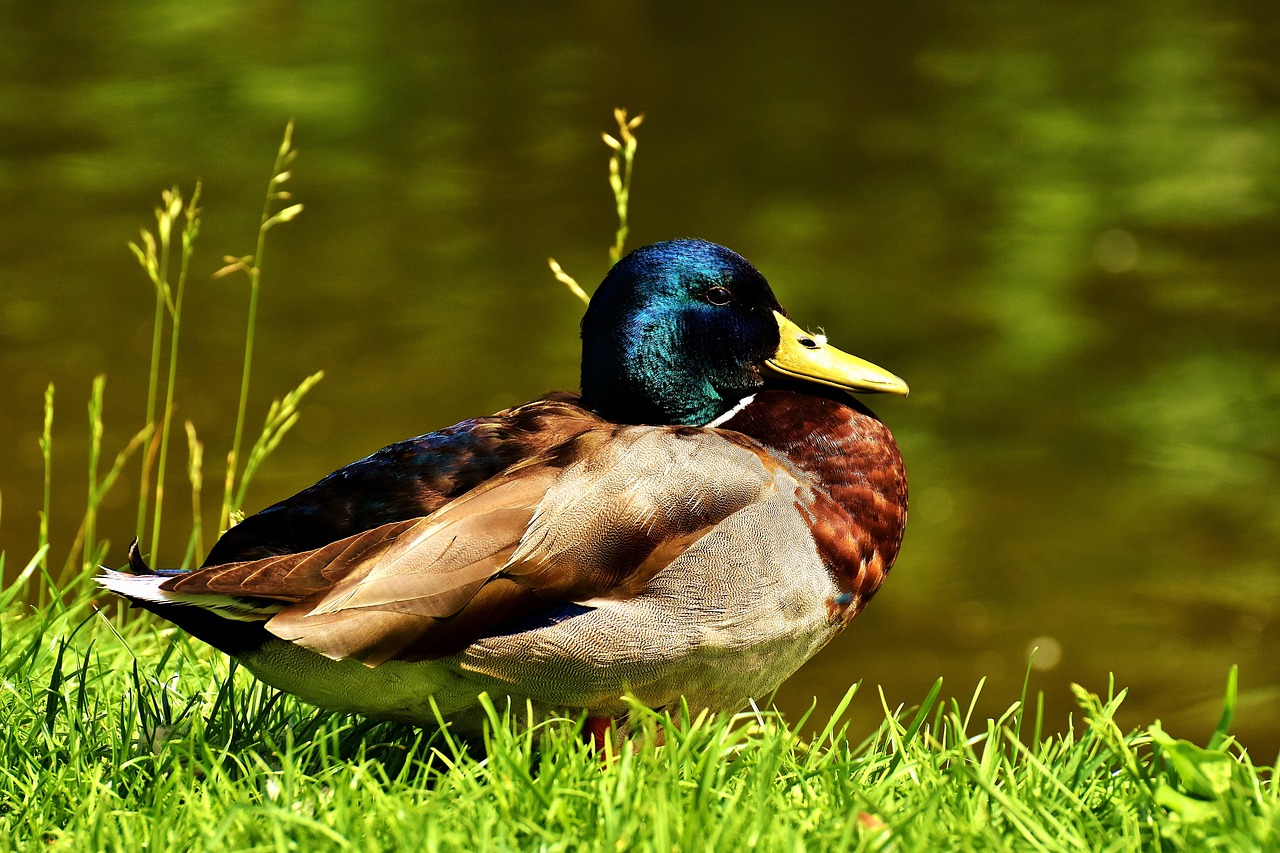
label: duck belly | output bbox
[239,640,492,727]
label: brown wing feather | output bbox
[201,397,598,564]
[284,465,559,621]
[163,518,422,601]
[166,424,785,667]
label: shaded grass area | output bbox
[0,594,1274,850]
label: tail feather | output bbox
[127,538,150,574]
[96,540,275,657]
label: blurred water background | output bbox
[1,3,1277,755]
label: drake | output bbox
[100,239,908,736]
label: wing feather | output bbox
[163,518,420,601]
[161,424,786,667]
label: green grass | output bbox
[0,596,1274,851]
[1,117,1275,851]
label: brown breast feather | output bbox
[719,390,907,624]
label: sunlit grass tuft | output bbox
[0,602,1273,850]
[13,122,320,606]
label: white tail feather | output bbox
[97,569,169,603]
[96,570,281,622]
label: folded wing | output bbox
[163,425,784,666]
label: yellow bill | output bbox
[765,311,909,396]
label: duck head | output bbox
[580,239,908,425]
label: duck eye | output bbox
[705,286,732,306]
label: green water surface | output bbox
[1,2,1277,755]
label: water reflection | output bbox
[1,2,1276,754]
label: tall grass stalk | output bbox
[6,127,308,608]
[0,545,46,610]
[548,107,644,305]
[218,120,304,532]
[183,421,205,566]
[58,400,151,591]
[129,186,198,562]
[604,107,643,264]
[83,375,105,571]
[231,371,324,513]
[149,185,202,561]
[24,378,148,606]
[136,223,166,538]
[36,383,55,606]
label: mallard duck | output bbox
[100,239,908,736]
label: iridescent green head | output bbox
[579,239,908,426]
